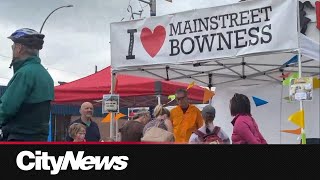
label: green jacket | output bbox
[0,56,54,140]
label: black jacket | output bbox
[66,118,101,142]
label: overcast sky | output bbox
[0,0,238,86]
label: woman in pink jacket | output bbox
[230,93,267,144]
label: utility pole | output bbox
[138,0,156,16]
[138,0,172,17]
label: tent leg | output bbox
[298,51,306,144]
[115,117,119,141]
[110,72,116,141]
[110,115,113,140]
[157,95,161,105]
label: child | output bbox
[68,123,87,142]
[189,105,230,144]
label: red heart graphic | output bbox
[140,25,166,58]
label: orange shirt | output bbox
[170,105,204,143]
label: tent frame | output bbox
[109,0,318,143]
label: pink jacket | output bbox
[231,114,267,144]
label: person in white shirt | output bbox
[189,105,230,144]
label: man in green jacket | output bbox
[0,28,54,141]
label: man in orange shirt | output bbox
[170,88,203,143]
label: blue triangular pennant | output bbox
[281,55,298,67]
[252,96,268,107]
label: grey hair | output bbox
[201,105,216,120]
[24,47,39,56]
[175,88,188,96]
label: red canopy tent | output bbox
[54,66,206,107]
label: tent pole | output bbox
[157,95,161,105]
[115,114,119,141]
[298,51,306,144]
[208,74,213,105]
[110,72,115,141]
[242,57,245,78]
[54,115,57,141]
[296,1,306,145]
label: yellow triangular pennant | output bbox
[101,113,111,123]
[102,113,127,123]
[288,110,305,128]
[115,113,126,120]
[187,81,195,90]
[203,88,215,103]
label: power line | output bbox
[0,58,87,77]
[0,76,10,80]
[0,54,11,59]
[139,0,149,9]
[0,58,11,62]
[0,77,68,86]
[45,66,87,77]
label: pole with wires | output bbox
[138,0,156,16]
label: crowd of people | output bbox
[0,28,267,144]
[63,86,267,144]
[119,88,267,144]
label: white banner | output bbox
[111,0,299,70]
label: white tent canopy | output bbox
[111,47,318,88]
[110,0,320,143]
[111,0,319,87]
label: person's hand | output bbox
[100,140,104,142]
